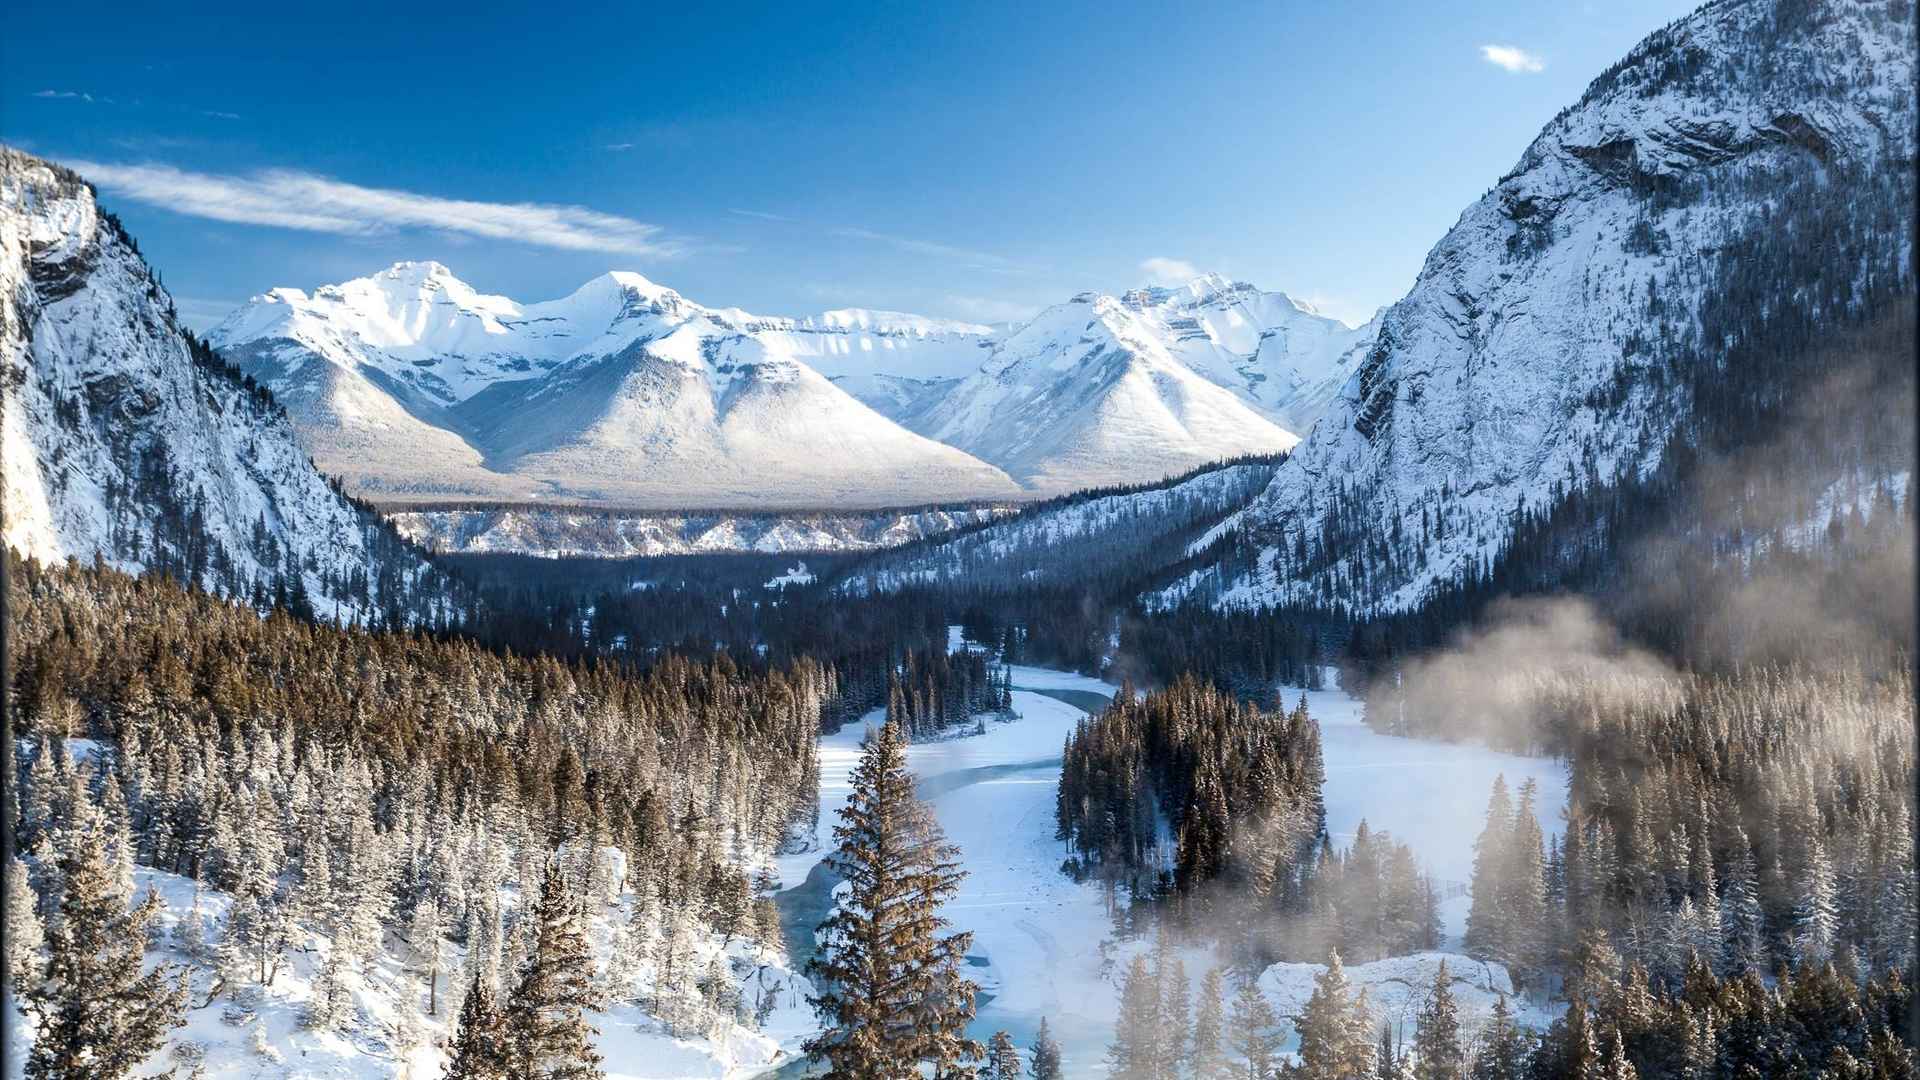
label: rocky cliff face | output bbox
[1,148,451,624]
[1156,0,1915,615]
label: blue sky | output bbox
[2,0,1697,331]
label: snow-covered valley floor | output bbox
[9,662,1568,1079]
[765,661,1570,1075]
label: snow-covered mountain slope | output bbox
[836,459,1281,594]
[829,371,961,426]
[1155,0,1916,615]
[905,294,1305,493]
[1112,274,1375,433]
[387,503,1013,558]
[211,264,1020,509]
[0,147,448,623]
[213,262,1371,508]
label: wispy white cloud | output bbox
[171,296,242,333]
[603,142,635,151]
[1480,44,1546,74]
[201,110,242,121]
[34,89,107,103]
[63,159,684,256]
[1139,256,1203,286]
[729,208,797,223]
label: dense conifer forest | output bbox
[5,550,839,1075]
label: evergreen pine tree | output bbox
[1463,778,1512,962]
[500,860,604,1080]
[21,814,185,1080]
[1295,951,1375,1080]
[988,1030,1023,1080]
[1160,953,1192,1079]
[443,970,509,1080]
[1411,960,1466,1080]
[303,947,354,1031]
[1108,955,1162,1080]
[1467,996,1530,1080]
[1190,967,1230,1080]
[1792,833,1838,970]
[1503,781,1548,980]
[5,855,46,993]
[1227,974,1281,1080]
[1600,1029,1639,1080]
[1028,1016,1063,1080]
[803,718,981,1078]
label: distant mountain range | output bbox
[207,263,1368,508]
[8,0,1905,606]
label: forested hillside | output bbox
[5,551,833,1075]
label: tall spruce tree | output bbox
[1227,974,1281,1080]
[21,813,185,1080]
[1411,961,1466,1080]
[988,1030,1023,1080]
[1190,967,1230,1079]
[443,970,508,1080]
[1463,777,1511,963]
[1029,1016,1063,1080]
[5,855,45,994]
[1108,955,1162,1080]
[804,718,981,1078]
[1295,951,1376,1080]
[1160,952,1192,1079]
[1467,996,1531,1080]
[500,860,603,1080]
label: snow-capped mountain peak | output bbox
[1155,0,1915,616]
[210,257,1377,507]
[211,264,1025,509]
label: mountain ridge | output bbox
[1151,0,1915,617]
[0,147,454,625]
[211,262,1372,508]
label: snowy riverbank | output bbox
[765,659,1570,1075]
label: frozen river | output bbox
[768,661,1568,1075]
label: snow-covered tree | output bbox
[1295,951,1375,1080]
[988,1029,1023,1080]
[20,814,185,1080]
[1467,996,1531,1080]
[4,855,46,993]
[1107,955,1161,1079]
[1227,974,1281,1080]
[1029,1016,1063,1080]
[1411,960,1466,1080]
[500,860,603,1080]
[1190,967,1230,1080]
[1791,833,1838,969]
[803,718,980,1077]
[443,969,509,1080]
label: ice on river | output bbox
[770,664,1566,1075]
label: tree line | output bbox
[1054,678,1440,967]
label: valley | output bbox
[2,0,1915,1077]
[763,651,1569,1076]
